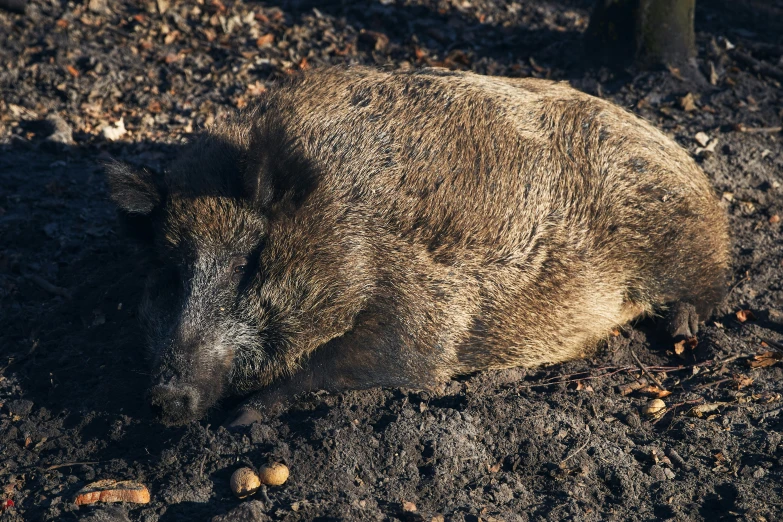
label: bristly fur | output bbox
[107,66,730,424]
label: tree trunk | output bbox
[586,0,696,69]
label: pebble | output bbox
[44,115,74,146]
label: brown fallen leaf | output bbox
[74,480,150,506]
[732,374,753,389]
[674,336,698,356]
[575,381,594,392]
[687,402,728,418]
[66,65,79,78]
[256,34,274,47]
[637,385,672,399]
[736,309,756,323]
[748,351,782,368]
[402,501,417,512]
[770,214,781,224]
[680,92,697,112]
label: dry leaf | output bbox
[402,501,417,512]
[575,381,594,392]
[66,65,79,78]
[680,92,697,111]
[256,34,274,47]
[687,402,727,418]
[748,351,782,368]
[488,462,502,473]
[770,214,781,224]
[674,336,698,356]
[638,385,672,399]
[732,374,753,389]
[735,309,756,323]
[246,81,266,97]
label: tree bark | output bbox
[586,0,696,69]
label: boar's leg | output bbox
[228,312,452,427]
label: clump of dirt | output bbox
[1,1,782,521]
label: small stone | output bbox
[88,0,109,14]
[694,132,710,147]
[44,115,74,145]
[101,118,127,141]
[649,464,667,481]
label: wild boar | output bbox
[105,66,729,426]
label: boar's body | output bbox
[107,67,729,425]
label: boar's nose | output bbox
[148,384,200,425]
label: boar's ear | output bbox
[104,159,162,215]
[242,121,317,210]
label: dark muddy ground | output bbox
[2,0,783,521]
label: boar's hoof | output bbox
[148,384,199,425]
[226,407,265,428]
[665,302,700,339]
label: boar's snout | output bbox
[148,383,200,425]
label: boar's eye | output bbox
[230,256,249,283]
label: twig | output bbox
[693,378,732,390]
[199,456,206,480]
[760,337,783,352]
[735,124,782,134]
[733,50,783,82]
[518,367,634,389]
[559,427,591,467]
[45,461,98,471]
[518,354,751,390]
[24,274,72,300]
[629,348,667,391]
[726,273,750,297]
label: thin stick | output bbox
[726,273,750,297]
[46,461,98,471]
[630,348,666,390]
[24,274,72,300]
[693,378,732,390]
[559,428,591,467]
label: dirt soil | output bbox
[1,0,783,521]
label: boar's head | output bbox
[105,116,373,425]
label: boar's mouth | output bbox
[148,381,218,426]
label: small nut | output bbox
[641,399,667,417]
[230,467,261,499]
[258,462,289,486]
